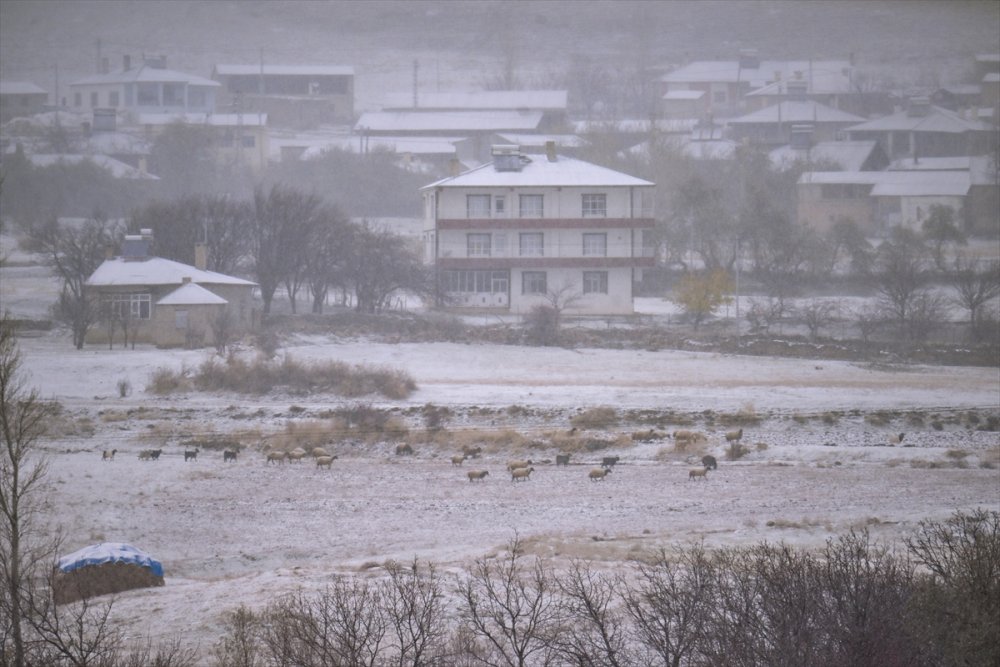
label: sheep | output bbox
[511,466,535,482]
[888,432,905,445]
[265,451,287,465]
[631,430,665,442]
[601,456,620,469]
[467,470,489,482]
[102,449,116,461]
[223,449,238,462]
[555,454,571,466]
[149,449,162,460]
[673,430,706,450]
[138,450,152,461]
[311,447,329,458]
[316,455,337,469]
[589,468,611,481]
[451,454,466,466]
[701,455,718,470]
[462,445,483,459]
[689,467,709,481]
[507,459,533,472]
[396,444,414,456]
[725,428,744,444]
[184,448,199,462]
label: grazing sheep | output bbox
[265,451,287,465]
[601,456,620,469]
[184,448,199,462]
[311,447,329,458]
[102,449,116,461]
[316,455,337,469]
[511,466,535,482]
[462,445,483,458]
[396,444,414,456]
[467,470,489,482]
[689,467,709,481]
[507,459,533,472]
[138,450,152,461]
[725,428,744,444]
[701,455,718,470]
[451,454,466,466]
[555,454,571,466]
[223,449,238,463]
[589,468,611,481]
[149,449,162,460]
[631,430,665,442]
[286,447,307,463]
[888,432,905,445]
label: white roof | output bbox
[983,73,1000,83]
[292,135,463,160]
[382,90,567,111]
[662,60,853,94]
[86,256,256,287]
[728,100,865,124]
[846,105,991,133]
[355,110,543,132]
[27,154,158,180]
[157,282,228,306]
[889,155,994,185]
[71,65,220,88]
[0,81,47,95]
[422,154,653,190]
[573,118,699,134]
[798,170,971,196]
[137,112,267,127]
[623,136,736,161]
[662,90,705,100]
[495,133,587,148]
[769,140,879,171]
[213,64,354,77]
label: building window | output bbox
[174,310,189,329]
[442,270,509,294]
[582,194,607,217]
[467,233,491,257]
[522,271,547,294]
[90,92,98,107]
[242,135,255,148]
[519,194,544,218]
[519,232,544,257]
[582,233,607,257]
[467,195,491,218]
[494,196,506,216]
[104,293,151,320]
[108,91,120,106]
[137,83,159,105]
[583,271,608,294]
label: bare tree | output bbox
[950,258,1000,341]
[381,559,449,667]
[921,204,965,272]
[0,314,55,667]
[303,209,352,315]
[798,301,839,341]
[347,224,431,314]
[872,239,927,340]
[551,560,631,667]
[455,534,558,667]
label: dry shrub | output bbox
[447,428,532,453]
[99,410,128,423]
[570,406,619,430]
[719,402,761,427]
[944,448,969,460]
[979,446,1000,469]
[755,442,769,451]
[726,442,748,461]
[148,366,190,394]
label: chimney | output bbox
[449,158,461,177]
[123,54,131,71]
[105,245,115,260]
[194,243,208,271]
[545,140,557,162]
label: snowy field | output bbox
[2,237,999,657]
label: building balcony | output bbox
[436,256,656,269]
[436,217,656,230]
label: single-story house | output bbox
[0,80,48,123]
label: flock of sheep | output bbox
[99,428,763,481]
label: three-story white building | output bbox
[422,144,655,315]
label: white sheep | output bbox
[102,449,116,461]
[511,466,535,482]
[467,470,489,482]
[286,447,307,463]
[725,428,744,444]
[316,455,336,469]
[589,468,611,481]
[888,432,905,445]
[689,467,709,481]
[507,459,532,472]
[451,454,466,466]
[311,447,329,458]
[266,451,287,465]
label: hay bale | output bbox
[53,561,164,604]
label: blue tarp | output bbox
[57,542,164,578]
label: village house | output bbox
[0,81,48,123]
[69,56,219,120]
[211,64,354,128]
[84,232,257,348]
[381,90,569,131]
[726,100,866,147]
[136,112,269,172]
[422,143,655,316]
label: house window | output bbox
[494,196,506,216]
[467,195,491,218]
[442,270,509,293]
[519,232,544,257]
[108,91,120,107]
[519,194,544,218]
[582,233,607,257]
[583,271,609,294]
[242,135,255,148]
[104,293,152,320]
[467,233,491,257]
[522,271,547,294]
[137,83,159,105]
[174,310,189,329]
[162,83,184,106]
[582,194,607,217]
[90,92,98,107]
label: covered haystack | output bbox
[53,542,164,604]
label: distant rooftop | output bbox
[27,154,157,180]
[381,90,567,111]
[136,112,267,127]
[71,64,219,88]
[662,59,853,94]
[798,170,971,197]
[846,104,991,133]
[355,110,544,133]
[213,64,354,77]
[0,81,47,95]
[728,100,865,124]
[422,153,653,190]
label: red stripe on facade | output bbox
[436,218,656,230]
[437,257,656,269]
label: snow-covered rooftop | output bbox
[422,154,654,189]
[86,256,256,287]
[213,64,354,77]
[572,118,699,134]
[662,89,706,100]
[769,140,879,172]
[27,154,158,180]
[846,105,992,133]
[798,170,972,197]
[661,60,853,94]
[157,282,229,306]
[0,81,47,95]
[728,100,865,124]
[495,133,587,149]
[71,65,220,88]
[382,90,567,111]
[356,110,544,133]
